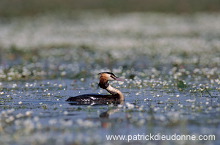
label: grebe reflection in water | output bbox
[66,72,125,105]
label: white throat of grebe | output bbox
[98,72,125,101]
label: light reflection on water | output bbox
[0,78,219,145]
[0,12,220,145]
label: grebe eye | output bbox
[110,75,116,79]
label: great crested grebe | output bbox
[66,72,124,105]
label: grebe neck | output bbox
[105,84,124,101]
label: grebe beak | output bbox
[114,77,125,81]
[110,73,124,81]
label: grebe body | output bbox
[66,94,121,105]
[66,72,124,105]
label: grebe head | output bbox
[98,72,124,81]
[98,72,124,89]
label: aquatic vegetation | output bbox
[0,13,220,80]
[0,12,219,145]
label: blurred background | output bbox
[0,1,220,145]
[0,0,220,80]
[1,0,220,17]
